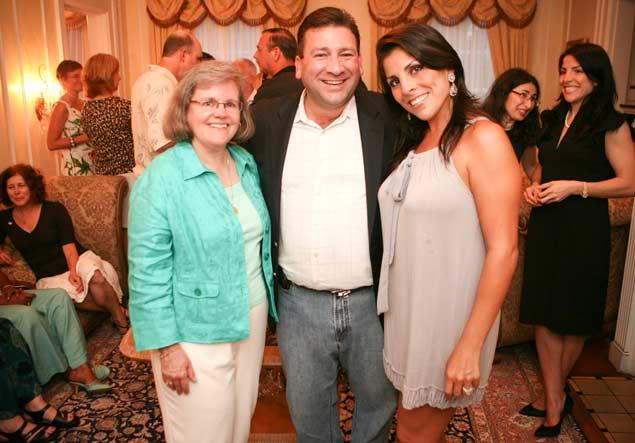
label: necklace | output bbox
[564,110,573,128]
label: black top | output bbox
[506,130,525,160]
[252,66,303,105]
[0,201,86,280]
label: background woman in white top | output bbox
[46,60,93,176]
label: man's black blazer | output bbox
[245,88,395,289]
[252,66,303,105]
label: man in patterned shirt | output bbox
[131,31,202,176]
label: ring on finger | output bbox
[462,385,474,395]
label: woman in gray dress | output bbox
[376,23,520,442]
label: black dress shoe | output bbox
[519,402,546,417]
[534,418,563,438]
[563,394,573,414]
[520,393,572,418]
[534,395,572,438]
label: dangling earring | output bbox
[407,112,411,121]
[448,72,458,97]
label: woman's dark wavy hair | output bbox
[0,164,46,206]
[556,43,617,134]
[376,23,481,165]
[482,68,541,151]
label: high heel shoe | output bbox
[534,395,573,437]
[519,402,546,417]
[520,393,572,418]
[23,403,78,428]
[534,418,563,438]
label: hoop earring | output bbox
[407,112,411,121]
[448,72,458,97]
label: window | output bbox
[430,18,495,99]
[194,18,260,64]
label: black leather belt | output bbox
[277,269,292,290]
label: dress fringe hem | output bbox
[383,356,486,409]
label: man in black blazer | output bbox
[246,7,397,442]
[252,28,303,105]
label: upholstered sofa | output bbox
[1,175,128,332]
[498,189,633,347]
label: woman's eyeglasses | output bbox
[190,98,242,111]
[510,90,539,106]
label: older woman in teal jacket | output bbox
[128,62,277,443]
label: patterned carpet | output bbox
[42,323,588,442]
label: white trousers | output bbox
[151,300,268,443]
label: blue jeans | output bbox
[277,283,397,442]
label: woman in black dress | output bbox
[519,43,635,437]
[482,68,540,179]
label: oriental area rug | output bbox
[43,323,587,442]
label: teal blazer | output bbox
[128,142,278,351]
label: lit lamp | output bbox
[33,64,61,122]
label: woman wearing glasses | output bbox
[128,62,277,442]
[520,43,635,437]
[482,68,541,179]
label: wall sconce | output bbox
[34,64,60,122]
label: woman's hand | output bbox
[68,272,84,293]
[444,343,481,400]
[537,180,580,204]
[159,343,197,395]
[523,182,543,207]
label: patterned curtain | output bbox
[146,0,306,27]
[368,0,536,82]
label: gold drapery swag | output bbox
[368,0,536,88]
[147,0,307,27]
[368,0,536,29]
[65,11,87,30]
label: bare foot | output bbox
[531,395,545,410]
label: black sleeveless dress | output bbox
[519,104,625,335]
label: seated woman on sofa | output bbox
[1,318,80,442]
[0,164,128,333]
[0,269,111,393]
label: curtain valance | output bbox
[368,0,536,28]
[147,0,307,27]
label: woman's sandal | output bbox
[69,379,113,395]
[23,403,78,428]
[93,364,110,380]
[0,419,58,443]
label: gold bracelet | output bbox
[582,182,589,198]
